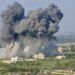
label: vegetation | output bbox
[0,35,75,75]
[0,55,75,75]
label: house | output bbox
[32,53,45,59]
[57,47,63,54]
[56,55,66,59]
[11,56,23,62]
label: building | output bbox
[11,56,23,62]
[32,53,45,59]
[57,47,64,54]
[56,55,66,59]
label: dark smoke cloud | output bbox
[1,2,63,58]
[15,4,63,39]
[1,2,24,41]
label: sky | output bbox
[0,0,75,35]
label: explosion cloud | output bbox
[1,2,63,58]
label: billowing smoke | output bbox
[1,2,63,58]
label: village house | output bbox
[57,47,64,54]
[32,53,45,59]
[11,56,23,62]
[56,55,66,59]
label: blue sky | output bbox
[0,0,75,35]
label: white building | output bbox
[32,53,45,59]
[57,47,64,54]
[56,55,66,59]
[11,56,23,62]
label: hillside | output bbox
[57,34,75,44]
[0,55,75,75]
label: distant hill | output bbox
[56,34,75,44]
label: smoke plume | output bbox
[1,2,63,58]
